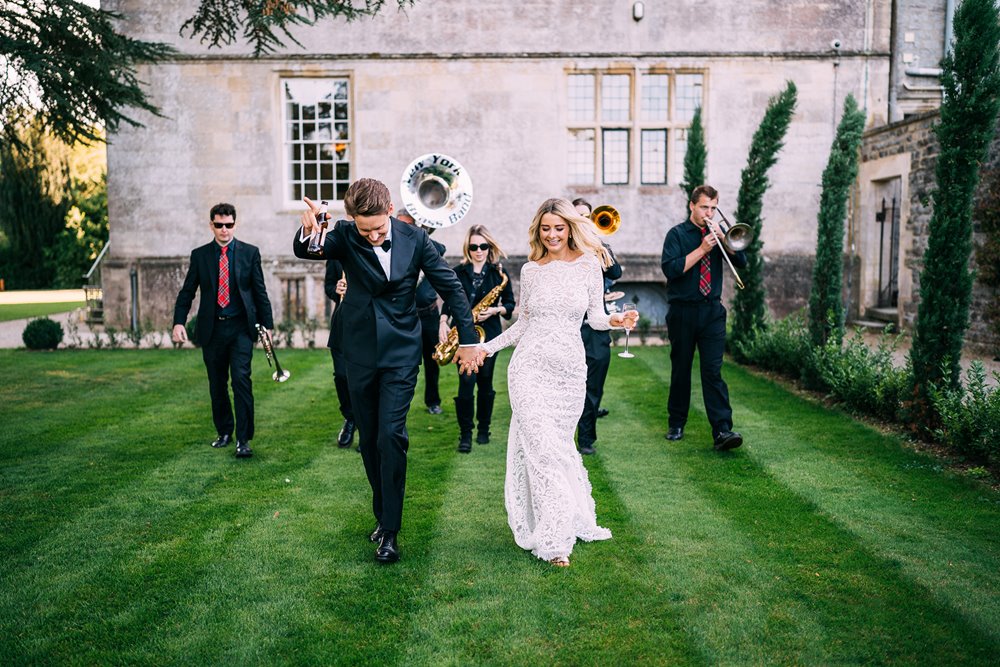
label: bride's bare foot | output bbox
[549,556,570,567]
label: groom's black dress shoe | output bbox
[665,427,684,441]
[375,532,399,563]
[596,408,609,418]
[211,434,232,448]
[713,431,743,451]
[337,419,356,448]
[235,441,253,458]
[369,523,383,543]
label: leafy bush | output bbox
[930,362,1000,462]
[276,319,297,347]
[813,329,911,422]
[22,317,63,350]
[730,310,814,380]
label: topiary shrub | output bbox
[22,317,64,350]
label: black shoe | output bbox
[369,523,383,543]
[713,430,743,451]
[579,443,596,455]
[427,404,443,415]
[375,532,399,563]
[596,408,609,419]
[235,441,253,458]
[476,430,490,445]
[337,419,356,448]
[211,434,232,448]
[665,427,684,441]
[458,433,472,454]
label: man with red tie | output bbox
[660,185,745,451]
[172,203,274,459]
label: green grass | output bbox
[1,347,998,665]
[0,301,83,322]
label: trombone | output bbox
[704,208,753,290]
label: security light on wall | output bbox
[633,1,644,22]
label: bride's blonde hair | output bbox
[527,198,611,267]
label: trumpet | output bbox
[590,205,621,235]
[704,208,754,290]
[256,323,290,382]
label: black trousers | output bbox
[346,362,419,534]
[419,313,441,407]
[201,316,255,442]
[329,347,353,421]
[666,301,733,436]
[577,325,611,447]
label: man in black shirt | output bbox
[660,185,745,450]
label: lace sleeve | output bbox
[584,255,612,331]
[481,264,532,356]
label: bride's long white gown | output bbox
[481,253,613,561]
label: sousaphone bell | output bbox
[400,153,473,229]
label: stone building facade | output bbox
[102,0,896,331]
[857,112,1000,353]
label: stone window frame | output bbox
[566,67,706,187]
[280,75,354,207]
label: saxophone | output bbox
[433,265,509,366]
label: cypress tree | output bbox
[680,106,706,201]
[728,81,798,351]
[808,94,866,346]
[911,0,1000,404]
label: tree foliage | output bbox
[973,167,1000,345]
[680,106,706,202]
[911,0,1000,403]
[0,1,176,146]
[0,118,71,289]
[808,94,866,346]
[728,81,798,351]
[181,0,417,56]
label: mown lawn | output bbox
[0,302,83,322]
[1,347,998,665]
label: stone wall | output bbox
[859,112,1000,353]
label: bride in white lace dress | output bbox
[478,199,638,567]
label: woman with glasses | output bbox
[440,225,515,453]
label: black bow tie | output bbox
[378,238,391,251]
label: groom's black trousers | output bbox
[346,361,419,534]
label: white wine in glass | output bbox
[618,302,636,359]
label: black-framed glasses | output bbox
[468,243,491,252]
[213,222,235,229]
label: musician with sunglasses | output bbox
[440,225,515,453]
[172,202,275,459]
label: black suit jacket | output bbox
[443,262,515,342]
[173,239,274,346]
[324,257,346,350]
[294,217,476,369]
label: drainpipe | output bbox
[888,0,901,122]
[130,265,139,332]
[944,0,955,57]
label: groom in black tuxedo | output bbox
[293,178,479,564]
[172,202,274,459]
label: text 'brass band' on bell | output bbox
[400,153,473,230]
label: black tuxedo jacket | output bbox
[443,262,515,342]
[294,217,476,369]
[173,238,274,347]
[324,257,346,350]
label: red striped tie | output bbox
[699,227,711,296]
[217,246,230,308]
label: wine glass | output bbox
[618,302,636,359]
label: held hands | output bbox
[455,346,483,376]
[610,309,639,330]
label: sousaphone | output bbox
[400,153,473,229]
